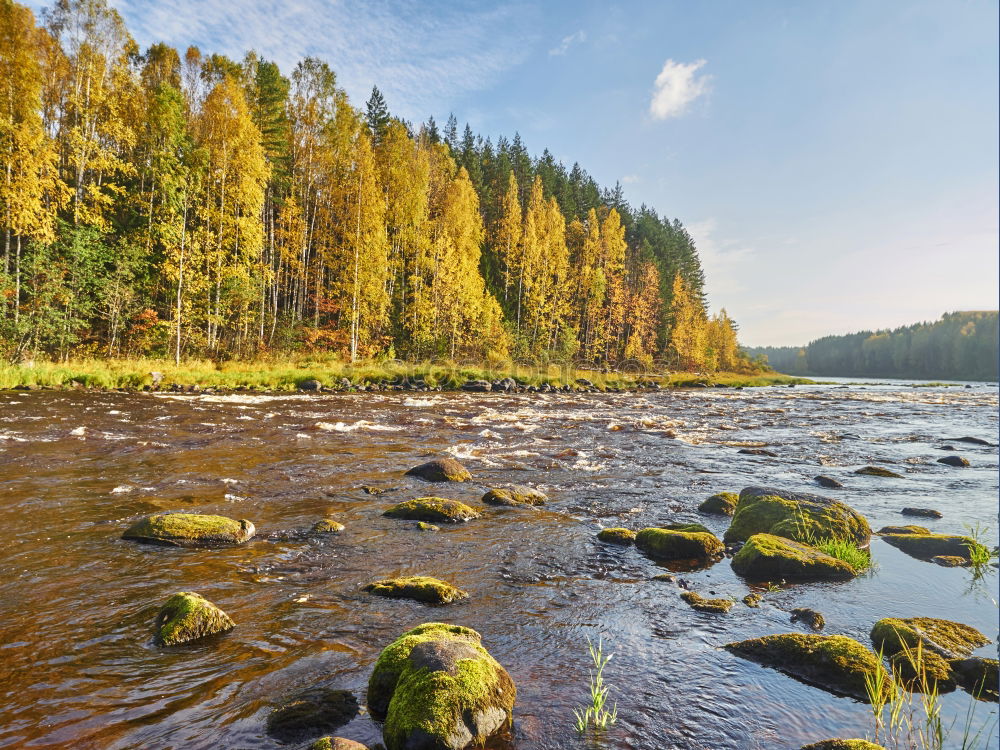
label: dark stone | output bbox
[949,436,993,446]
[950,657,999,702]
[739,448,778,457]
[791,607,826,630]
[814,475,844,489]
[462,380,492,392]
[901,507,943,519]
[298,378,322,391]
[405,458,471,482]
[937,455,970,468]
[575,378,594,387]
[266,688,359,742]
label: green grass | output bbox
[812,537,873,572]
[0,356,809,391]
[573,636,618,733]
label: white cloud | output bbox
[649,58,710,120]
[549,30,586,56]
[621,174,640,184]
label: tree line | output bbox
[0,0,756,372]
[745,312,999,382]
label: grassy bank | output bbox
[0,357,812,391]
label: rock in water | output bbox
[949,436,993,446]
[814,475,844,489]
[635,527,724,560]
[266,688,359,742]
[123,513,255,547]
[937,455,970,467]
[481,486,547,506]
[950,657,999,702]
[800,741,886,750]
[364,576,468,604]
[698,492,739,515]
[384,497,480,523]
[680,591,734,613]
[791,608,826,630]
[367,623,515,750]
[725,634,889,701]
[877,525,930,535]
[596,528,636,545]
[738,448,778,457]
[308,739,370,750]
[153,592,234,646]
[724,487,871,545]
[731,534,857,581]
[870,617,989,659]
[855,466,904,478]
[881,532,986,562]
[312,519,345,533]
[405,458,472,482]
[901,507,942,518]
[743,592,763,607]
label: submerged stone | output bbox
[367,622,515,750]
[481,485,547,506]
[881,533,986,562]
[723,487,871,545]
[123,512,255,547]
[153,592,234,646]
[855,466,904,478]
[950,657,999,702]
[680,591,734,613]
[384,497,480,523]
[877,525,930,535]
[743,592,763,607]
[731,534,857,581]
[635,527,724,560]
[901,507,943,519]
[596,527,636,545]
[937,455,970,467]
[791,608,826,630]
[312,519,345,533]
[725,633,889,701]
[266,688,359,742]
[933,555,966,567]
[364,576,468,605]
[814,475,844,489]
[698,492,738,515]
[800,741,886,750]
[405,459,472,482]
[739,448,778,457]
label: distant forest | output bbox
[746,312,999,382]
[0,0,756,373]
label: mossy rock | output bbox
[724,487,870,545]
[698,492,738,515]
[153,592,234,646]
[880,533,987,562]
[888,649,956,692]
[743,592,763,607]
[731,534,857,581]
[791,608,826,630]
[932,555,966,567]
[950,657,999,702]
[597,527,636,545]
[308,739,370,750]
[312,518,345,533]
[266,688,359,742]
[681,591,734,613]
[481,485,547,506]
[855,466,903,478]
[725,633,890,701]
[384,497,480,523]
[801,741,886,750]
[665,522,712,534]
[877,525,930,535]
[367,622,515,750]
[364,576,468,605]
[405,458,472,482]
[901,507,942,518]
[635,527,724,560]
[123,512,255,547]
[870,617,990,660]
[417,521,439,532]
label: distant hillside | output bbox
[745,312,999,381]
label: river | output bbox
[0,379,997,749]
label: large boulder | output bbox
[698,492,738,515]
[266,688,359,742]
[871,617,989,692]
[384,498,480,523]
[481,486,547,506]
[635,527,724,560]
[153,592,234,646]
[724,487,870,545]
[725,633,890,701]
[364,576,468,605]
[123,513,255,547]
[367,623,515,750]
[731,534,857,581]
[880,532,987,562]
[405,459,472,482]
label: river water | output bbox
[0,379,997,749]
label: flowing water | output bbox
[1,379,997,750]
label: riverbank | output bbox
[0,357,811,391]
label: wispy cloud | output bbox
[86,0,540,121]
[621,174,640,184]
[649,58,710,120]
[686,218,756,306]
[549,30,586,56]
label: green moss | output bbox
[481,486,547,506]
[698,492,739,515]
[888,649,956,692]
[855,466,904,478]
[731,533,857,581]
[791,608,826,630]
[635,527,724,560]
[123,512,255,547]
[880,533,987,562]
[597,527,636,545]
[307,739,368,750]
[664,522,713,534]
[725,633,890,701]
[364,576,468,605]
[384,497,480,523]
[800,741,886,750]
[877,525,930,535]
[724,488,871,545]
[870,617,990,660]
[681,591,734,613]
[154,592,234,646]
[417,521,439,532]
[743,592,763,607]
[404,459,471,482]
[312,519,345,533]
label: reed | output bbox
[573,636,619,733]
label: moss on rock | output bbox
[800,741,886,750]
[877,525,930,535]
[870,617,990,660]
[635,527,724,560]
[266,688,359,742]
[364,576,468,605]
[308,739,370,750]
[405,458,471,482]
[880,533,987,562]
[367,623,515,750]
[664,522,712,534]
[597,527,636,545]
[932,555,966,567]
[481,486,547,506]
[950,657,999,702]
[698,492,739,515]
[312,519,345,533]
[384,497,480,523]
[731,533,857,581]
[888,649,956,692]
[153,592,234,646]
[123,512,255,547]
[855,466,904,478]
[725,633,890,701]
[681,591,734,613]
[724,487,871,545]
[743,592,763,607]
[417,521,439,532]
[791,608,826,630]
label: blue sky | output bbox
[28,0,999,345]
